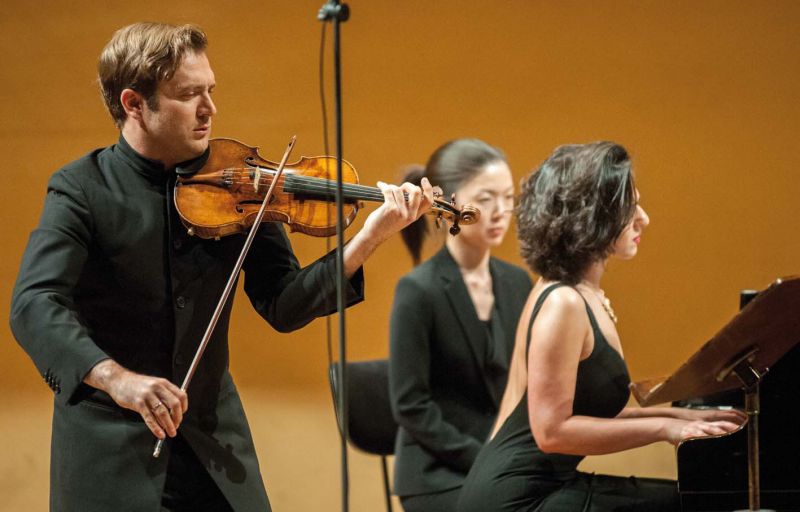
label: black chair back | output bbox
[329,358,398,456]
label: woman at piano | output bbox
[457,141,746,512]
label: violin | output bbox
[174,138,480,240]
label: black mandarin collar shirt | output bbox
[114,134,210,182]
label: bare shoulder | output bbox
[538,286,586,319]
[528,285,590,348]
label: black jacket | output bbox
[389,246,531,497]
[9,136,363,512]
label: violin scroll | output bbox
[430,190,480,236]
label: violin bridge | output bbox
[253,168,261,193]
[222,169,234,187]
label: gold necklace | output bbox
[580,284,618,323]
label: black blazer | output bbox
[9,137,363,512]
[389,247,532,497]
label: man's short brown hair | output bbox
[98,22,207,127]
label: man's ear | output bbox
[120,88,145,122]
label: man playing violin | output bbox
[9,22,432,512]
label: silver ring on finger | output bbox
[152,401,165,412]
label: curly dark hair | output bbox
[516,141,637,284]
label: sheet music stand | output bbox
[631,276,800,512]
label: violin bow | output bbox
[152,135,297,458]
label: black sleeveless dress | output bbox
[457,284,679,512]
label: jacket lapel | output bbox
[490,258,518,367]
[436,247,496,399]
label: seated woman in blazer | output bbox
[389,138,533,512]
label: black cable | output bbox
[318,3,350,511]
[320,23,331,159]
[319,17,336,420]
[332,12,349,512]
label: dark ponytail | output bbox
[399,165,428,265]
[399,138,506,265]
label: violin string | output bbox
[222,166,380,196]
[281,174,387,198]
[233,168,399,202]
[243,178,388,202]
[201,167,457,213]
[221,167,375,195]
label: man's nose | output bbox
[200,93,217,116]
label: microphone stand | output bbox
[318,2,351,512]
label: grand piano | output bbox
[676,342,800,511]
[633,279,800,512]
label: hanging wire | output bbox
[319,17,350,512]
[319,20,337,422]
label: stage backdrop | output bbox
[1,1,798,510]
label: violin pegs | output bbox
[449,217,460,236]
[450,192,457,206]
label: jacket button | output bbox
[176,296,187,308]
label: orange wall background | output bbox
[1,1,798,510]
